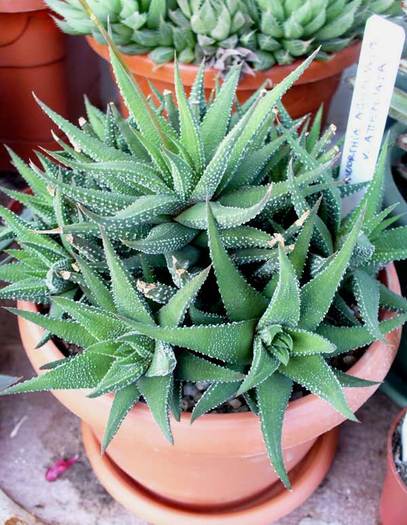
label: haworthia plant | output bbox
[45,0,401,73]
[1,37,407,489]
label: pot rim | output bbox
[387,408,407,495]
[86,36,361,89]
[16,264,401,431]
[0,0,46,13]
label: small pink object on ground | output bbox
[45,455,79,482]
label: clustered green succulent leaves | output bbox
[2,39,407,488]
[46,0,401,72]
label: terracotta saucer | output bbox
[82,423,339,525]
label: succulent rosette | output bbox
[46,0,402,71]
[1,38,407,487]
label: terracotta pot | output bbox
[82,422,339,525]
[0,2,101,171]
[380,408,407,525]
[87,36,360,119]
[15,263,401,512]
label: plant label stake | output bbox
[340,15,405,205]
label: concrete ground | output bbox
[0,66,401,525]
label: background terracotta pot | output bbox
[15,263,401,510]
[87,36,361,120]
[0,1,101,171]
[380,408,407,525]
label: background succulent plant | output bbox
[46,0,401,72]
[251,0,402,68]
[2,38,407,486]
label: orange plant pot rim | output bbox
[82,422,339,525]
[0,0,46,12]
[87,36,361,90]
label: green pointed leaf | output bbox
[0,261,43,282]
[137,279,177,304]
[218,49,320,191]
[331,294,359,327]
[169,379,182,422]
[159,266,210,327]
[286,161,333,256]
[366,204,400,238]
[125,320,256,364]
[84,95,105,140]
[371,226,407,265]
[6,249,47,271]
[306,105,323,151]
[243,389,259,414]
[288,328,336,355]
[207,204,268,321]
[195,225,273,250]
[86,194,181,234]
[317,314,407,355]
[76,256,115,311]
[281,355,356,421]
[174,60,203,173]
[0,206,67,260]
[353,269,383,341]
[112,110,151,161]
[192,100,260,200]
[102,384,140,453]
[108,44,172,152]
[177,185,273,229]
[343,138,388,233]
[0,279,49,303]
[42,175,135,215]
[146,342,176,377]
[259,246,300,329]
[146,0,166,28]
[36,95,129,162]
[333,369,378,388]
[200,66,241,160]
[228,136,286,189]
[125,222,197,255]
[189,61,205,120]
[257,372,293,489]
[1,351,113,394]
[52,297,127,341]
[138,374,173,443]
[6,147,49,198]
[379,283,407,312]
[237,337,279,396]
[50,155,172,196]
[7,307,96,348]
[300,207,365,330]
[102,232,153,324]
[189,305,226,325]
[89,352,148,397]
[163,149,196,199]
[289,206,316,278]
[1,187,53,223]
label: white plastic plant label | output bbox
[340,15,405,188]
